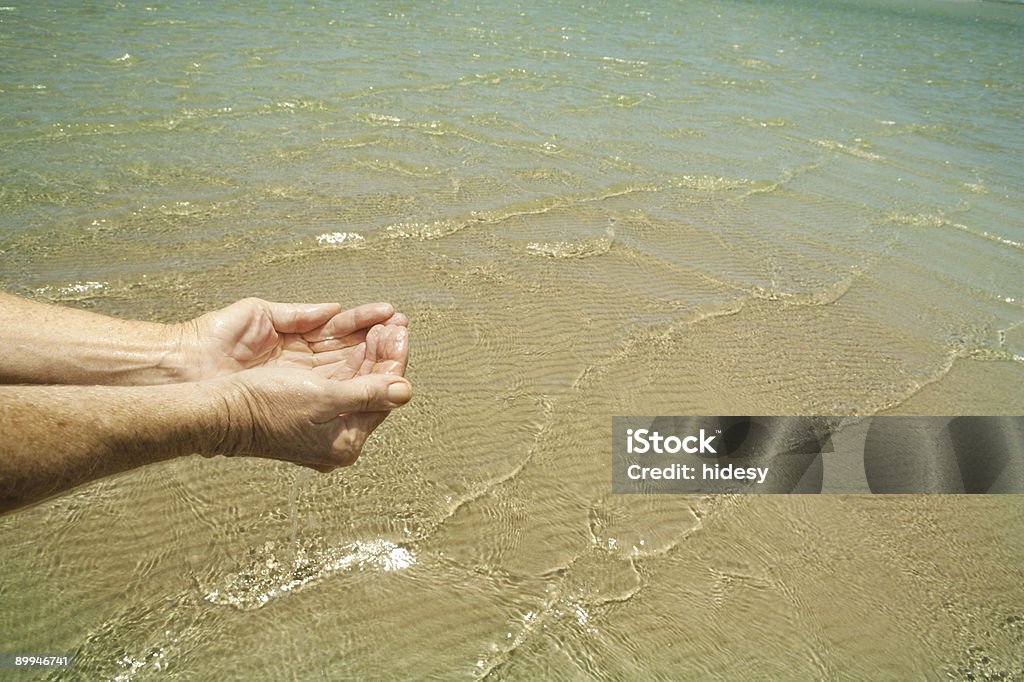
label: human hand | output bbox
[178,297,408,383]
[206,367,413,472]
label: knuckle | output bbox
[357,382,377,412]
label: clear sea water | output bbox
[1,1,1022,679]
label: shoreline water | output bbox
[1,0,1022,678]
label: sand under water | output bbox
[1,0,1022,678]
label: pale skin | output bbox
[0,293,412,513]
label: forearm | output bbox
[0,382,221,512]
[0,292,191,385]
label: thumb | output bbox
[326,374,413,414]
[263,301,342,334]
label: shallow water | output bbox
[1,0,1022,679]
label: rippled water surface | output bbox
[1,0,1022,679]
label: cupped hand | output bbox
[208,367,413,472]
[179,297,408,382]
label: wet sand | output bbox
[1,0,1022,678]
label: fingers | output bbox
[303,302,395,345]
[360,324,409,377]
[383,312,409,327]
[261,300,342,334]
[311,323,408,380]
[311,343,366,379]
[322,373,412,416]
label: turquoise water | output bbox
[2,1,1023,679]
[2,0,1022,358]
[3,1,1022,254]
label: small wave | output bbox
[885,211,948,228]
[35,281,107,298]
[526,226,614,259]
[268,99,326,112]
[814,138,883,161]
[885,212,1024,250]
[750,270,859,307]
[603,93,645,108]
[671,174,756,192]
[738,115,788,128]
[361,112,402,125]
[384,218,467,240]
[874,121,955,139]
[352,157,443,177]
[600,56,649,67]
[157,200,216,217]
[204,539,414,611]
[737,57,774,71]
[316,231,365,248]
[180,105,234,119]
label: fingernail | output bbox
[387,381,412,404]
[375,303,393,317]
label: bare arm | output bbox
[0,369,413,514]
[0,381,218,511]
[0,292,190,385]
[0,293,405,386]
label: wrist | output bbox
[118,382,226,460]
[193,376,254,457]
[159,320,202,384]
